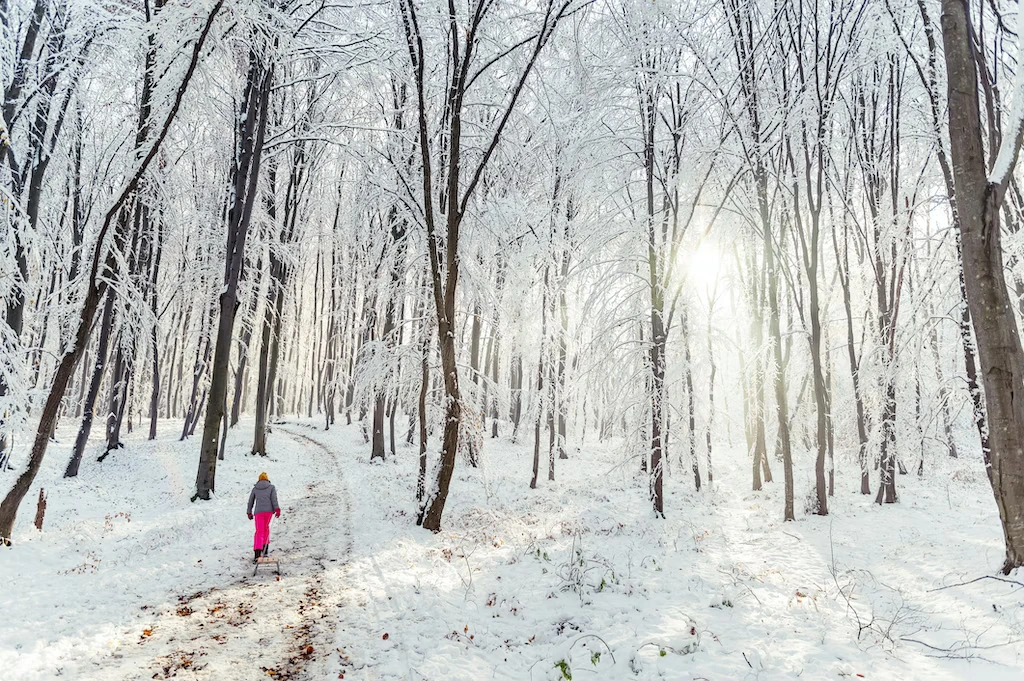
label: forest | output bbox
[2,0,1024,679]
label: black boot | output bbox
[253,549,260,563]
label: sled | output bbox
[252,542,281,577]
[249,557,278,577]
[253,554,281,577]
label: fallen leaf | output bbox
[382,633,389,641]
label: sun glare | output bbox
[686,243,722,290]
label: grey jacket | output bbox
[247,480,279,515]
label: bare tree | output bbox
[0,1,223,540]
[941,0,1024,573]
[725,0,795,520]
[194,36,274,500]
[399,0,577,531]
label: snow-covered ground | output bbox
[2,419,1022,680]
[1,421,351,680]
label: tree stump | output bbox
[34,488,46,531]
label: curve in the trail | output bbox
[91,427,351,681]
[274,425,356,679]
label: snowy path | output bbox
[88,426,352,680]
[4,420,1020,681]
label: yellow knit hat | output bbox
[258,472,269,481]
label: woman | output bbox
[247,472,281,562]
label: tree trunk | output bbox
[531,268,550,490]
[833,224,870,494]
[742,250,770,491]
[148,323,161,440]
[401,0,562,532]
[195,50,272,500]
[102,341,130,456]
[371,393,387,459]
[217,383,229,461]
[510,354,523,439]
[547,360,556,482]
[417,313,431,502]
[825,334,835,496]
[182,319,212,441]
[765,209,794,521]
[556,251,569,459]
[482,323,494,432]
[809,294,828,514]
[64,290,115,478]
[490,331,501,438]
[465,299,482,467]
[727,0,786,513]
[253,274,279,456]
[681,310,698,493]
[372,257,402,460]
[148,219,164,441]
[231,289,258,428]
[706,295,717,486]
[875,380,898,504]
[650,323,666,512]
[195,290,243,496]
[942,0,1024,572]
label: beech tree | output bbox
[941,0,1024,573]
[194,31,274,500]
[398,0,579,531]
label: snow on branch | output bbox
[989,7,1024,186]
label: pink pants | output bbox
[253,512,273,550]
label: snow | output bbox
[2,420,1022,680]
[0,421,350,680]
[989,7,1024,185]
